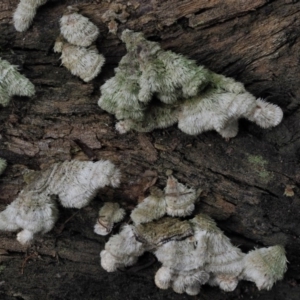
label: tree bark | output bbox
[0,0,300,299]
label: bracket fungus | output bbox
[130,187,166,225]
[119,29,211,105]
[100,224,146,272]
[101,213,287,295]
[101,178,287,295]
[13,0,48,32]
[54,7,104,82]
[98,51,144,121]
[0,58,35,107]
[130,176,199,224]
[54,39,105,83]
[60,6,100,47]
[94,202,125,236]
[242,245,287,291]
[0,160,120,245]
[98,30,283,139]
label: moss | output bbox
[0,157,7,175]
[247,155,273,181]
[0,264,6,273]
[247,155,267,166]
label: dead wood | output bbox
[0,0,300,299]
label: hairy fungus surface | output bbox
[54,7,104,82]
[98,30,283,139]
[130,176,198,224]
[57,41,105,82]
[100,224,146,272]
[0,160,121,245]
[98,51,144,121]
[94,202,125,236]
[242,245,288,290]
[60,6,100,47]
[101,179,287,296]
[0,58,35,107]
[13,0,48,32]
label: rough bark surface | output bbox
[0,0,300,299]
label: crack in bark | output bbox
[207,167,279,198]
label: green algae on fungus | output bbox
[98,30,283,139]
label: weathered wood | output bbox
[0,0,300,299]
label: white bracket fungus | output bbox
[130,176,198,224]
[120,29,210,105]
[0,58,35,107]
[13,0,48,32]
[54,7,104,82]
[100,224,146,272]
[242,245,287,291]
[98,30,283,139]
[60,6,100,47]
[101,213,287,295]
[0,160,121,245]
[98,50,145,122]
[101,179,287,295]
[94,202,125,236]
[54,39,105,83]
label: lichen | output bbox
[0,160,121,245]
[247,155,268,165]
[247,154,273,181]
[0,265,6,273]
[98,30,283,139]
[0,158,7,175]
